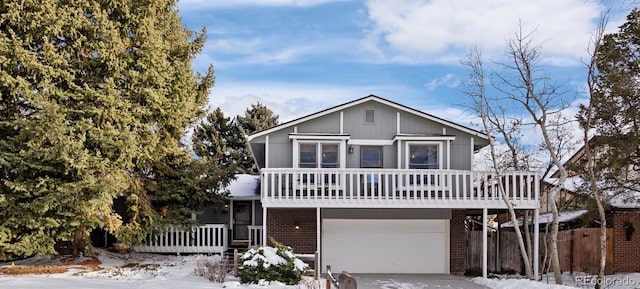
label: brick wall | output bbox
[450,209,466,274]
[266,208,317,254]
[611,210,640,273]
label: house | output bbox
[542,138,640,273]
[246,95,540,276]
[132,174,264,254]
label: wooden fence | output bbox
[466,228,613,275]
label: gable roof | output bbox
[247,94,489,141]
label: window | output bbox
[408,144,439,169]
[299,143,317,168]
[321,144,339,168]
[298,142,340,168]
[361,146,383,168]
[364,109,375,124]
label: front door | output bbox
[233,201,252,240]
[360,146,383,195]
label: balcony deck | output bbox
[260,168,539,209]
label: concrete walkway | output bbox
[348,274,489,289]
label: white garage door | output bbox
[322,219,448,274]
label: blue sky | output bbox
[177,0,632,129]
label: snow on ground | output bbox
[474,272,640,289]
[3,250,640,289]
[0,249,314,289]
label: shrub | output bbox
[194,255,226,283]
[237,242,308,285]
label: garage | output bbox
[322,219,449,273]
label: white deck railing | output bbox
[248,225,264,247]
[133,224,228,254]
[261,169,539,209]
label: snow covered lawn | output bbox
[3,249,640,289]
[0,249,315,289]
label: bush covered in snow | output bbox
[237,242,308,285]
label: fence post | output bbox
[326,265,332,289]
[233,249,239,276]
[314,251,319,280]
[569,230,575,274]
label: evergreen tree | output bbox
[193,108,244,170]
[0,0,218,259]
[191,107,242,196]
[236,102,279,174]
[591,9,640,187]
[237,102,279,135]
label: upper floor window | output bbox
[299,143,317,168]
[408,143,439,169]
[299,142,340,168]
[364,109,375,124]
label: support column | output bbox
[316,207,321,272]
[533,208,540,280]
[263,207,268,246]
[482,207,488,278]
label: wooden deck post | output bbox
[314,251,319,280]
[533,208,540,280]
[482,207,488,278]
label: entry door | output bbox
[360,146,383,168]
[361,146,383,194]
[233,201,252,240]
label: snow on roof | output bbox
[501,209,588,228]
[543,176,584,192]
[608,191,640,209]
[544,176,640,209]
[225,174,260,198]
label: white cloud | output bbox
[425,73,461,90]
[200,37,362,68]
[207,81,415,122]
[363,0,609,65]
[178,0,349,10]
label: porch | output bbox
[132,224,264,254]
[260,168,539,209]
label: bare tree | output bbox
[499,28,571,285]
[579,12,609,289]
[467,26,573,284]
[462,47,533,279]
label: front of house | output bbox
[247,95,540,275]
[131,95,540,276]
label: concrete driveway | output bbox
[346,274,489,289]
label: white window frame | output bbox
[293,140,345,169]
[405,141,443,170]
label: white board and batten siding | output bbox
[322,219,449,274]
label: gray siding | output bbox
[250,143,265,169]
[322,208,451,219]
[343,100,397,139]
[249,97,488,170]
[297,111,341,134]
[400,111,445,135]
[266,128,293,168]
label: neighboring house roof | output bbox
[226,174,260,199]
[501,209,588,228]
[247,94,490,142]
[546,175,640,209]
